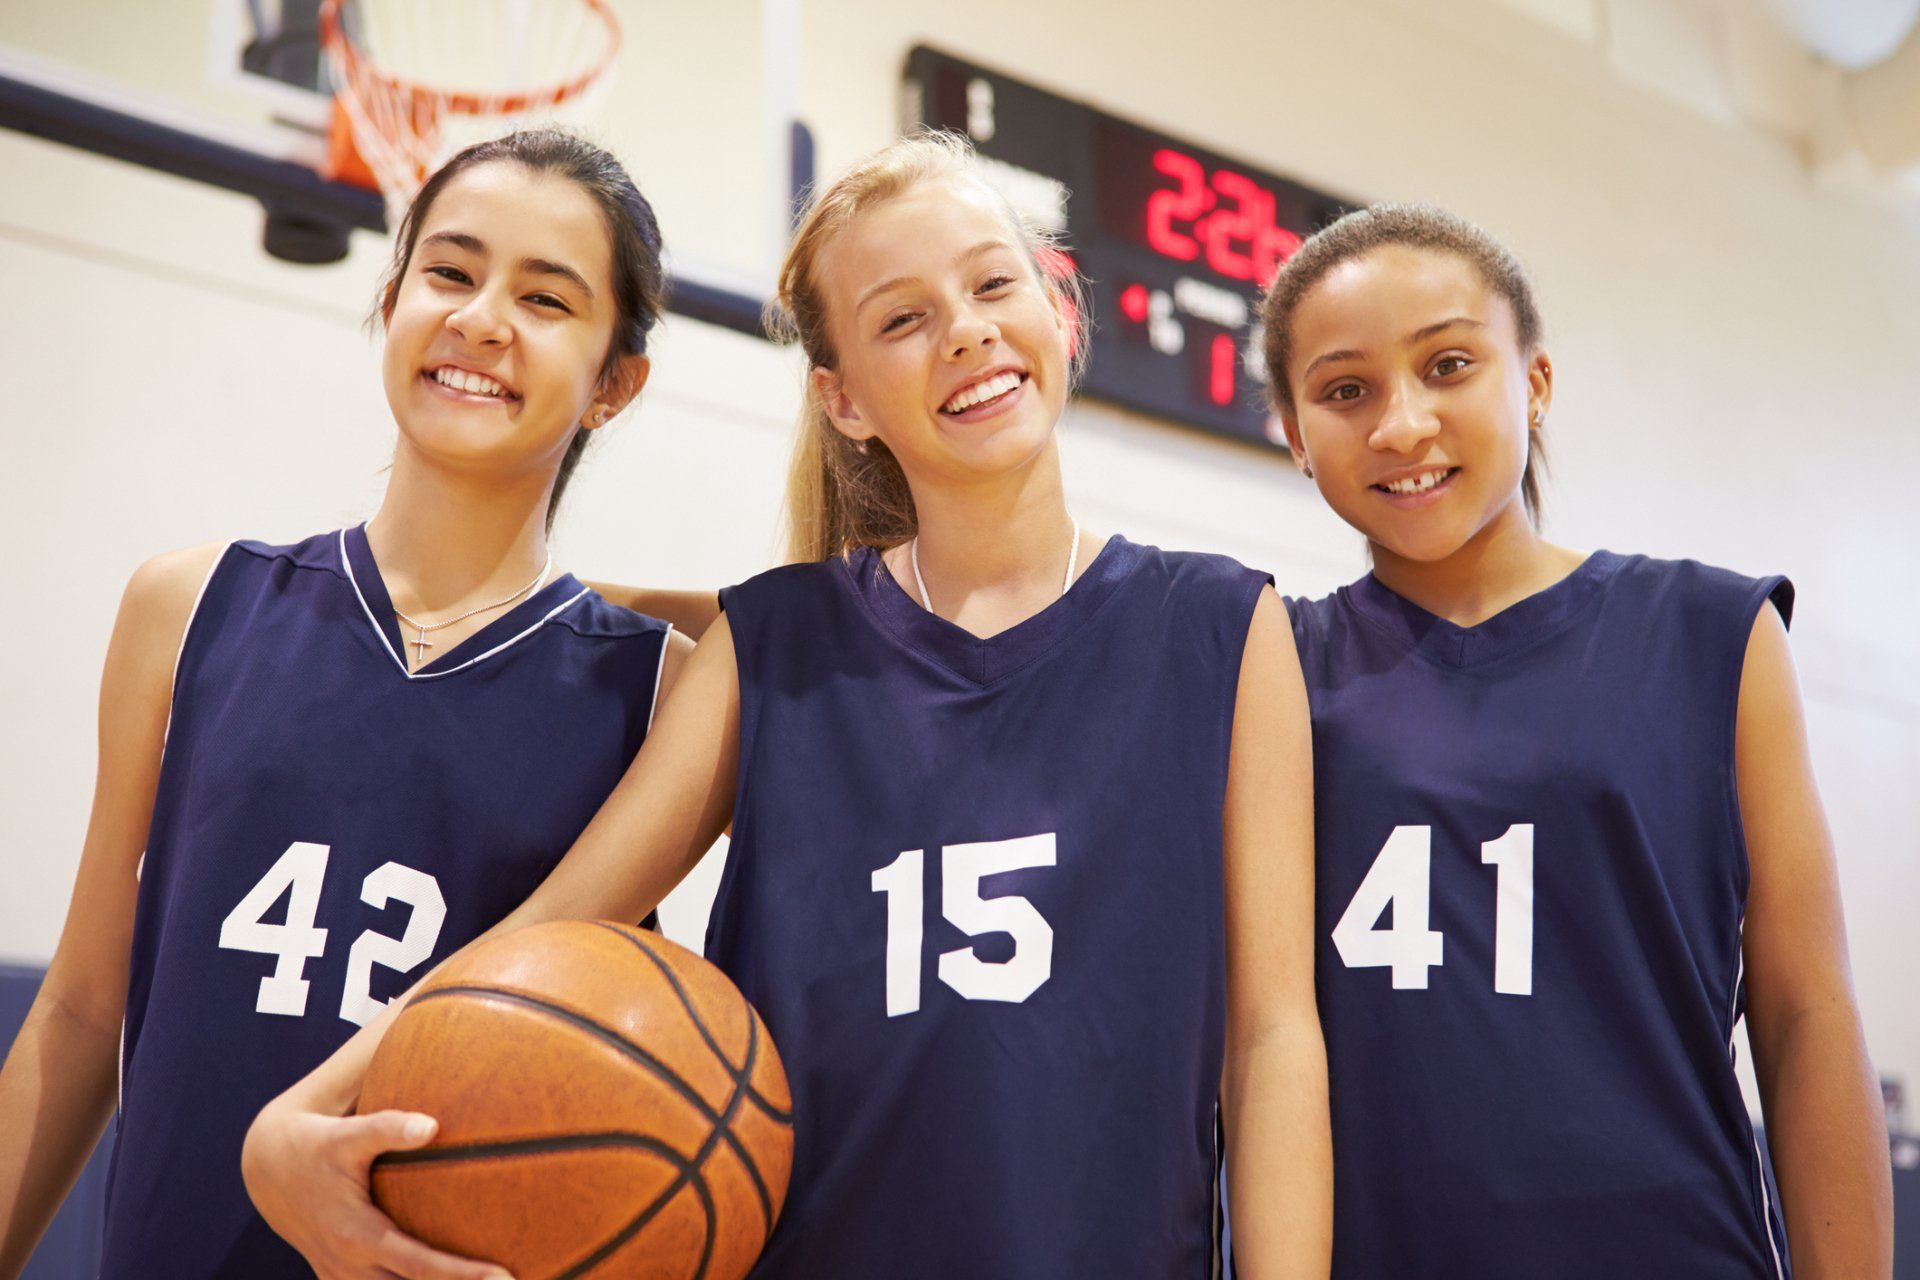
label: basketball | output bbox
[357,921,793,1279]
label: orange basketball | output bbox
[358,920,793,1279]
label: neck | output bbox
[364,438,556,614]
[1368,499,1580,628]
[905,440,1077,605]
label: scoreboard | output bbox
[903,46,1354,451]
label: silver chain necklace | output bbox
[909,518,1080,617]
[393,555,552,665]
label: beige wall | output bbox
[1,0,1916,1101]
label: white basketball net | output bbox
[321,0,622,217]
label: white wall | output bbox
[1,0,1915,1105]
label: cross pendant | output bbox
[412,631,434,665]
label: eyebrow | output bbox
[855,238,1015,311]
[1299,316,1487,381]
[418,231,596,300]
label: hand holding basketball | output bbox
[242,1101,513,1280]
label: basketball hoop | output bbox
[319,0,622,218]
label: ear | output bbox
[1276,409,1312,477]
[584,353,651,430]
[811,364,874,443]
[1048,282,1073,341]
[1525,348,1553,433]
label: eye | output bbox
[976,273,1015,295]
[880,310,920,334]
[425,265,472,285]
[1323,382,1364,403]
[526,293,571,313]
[1430,353,1472,378]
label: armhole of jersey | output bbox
[646,623,674,732]
[1726,931,1790,1280]
[163,542,233,740]
[128,542,228,1113]
[1720,572,1795,1280]
[1764,577,1795,631]
[1217,571,1279,774]
[1723,573,1795,903]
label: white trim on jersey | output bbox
[646,623,674,731]
[171,543,231,699]
[338,529,590,682]
[1729,927,1788,1280]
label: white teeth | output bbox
[942,371,1023,414]
[433,367,508,398]
[1383,469,1451,495]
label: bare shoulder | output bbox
[652,624,699,708]
[116,543,226,664]
[581,581,722,640]
[1735,594,1800,739]
[1242,585,1304,681]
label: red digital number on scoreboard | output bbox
[1143,148,1304,287]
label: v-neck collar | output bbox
[339,525,591,681]
[1341,550,1624,669]
[844,534,1145,687]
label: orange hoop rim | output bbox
[318,0,622,117]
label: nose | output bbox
[1369,376,1441,454]
[445,286,511,347]
[943,297,999,360]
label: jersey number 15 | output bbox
[870,832,1056,1018]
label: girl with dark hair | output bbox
[0,129,696,1280]
[1260,204,1890,1278]
[245,131,1332,1280]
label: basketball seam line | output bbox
[409,985,721,1126]
[406,978,772,1266]
[592,922,794,1123]
[560,998,761,1280]
[590,924,781,1232]
[376,1130,693,1164]
[374,1130,718,1280]
[402,985,722,1280]
[420,974,771,1235]
[555,1133,718,1280]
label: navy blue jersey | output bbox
[101,526,670,1279]
[1287,551,1793,1280]
[710,537,1269,1279]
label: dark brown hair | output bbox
[375,128,667,529]
[1260,204,1548,523]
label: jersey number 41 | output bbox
[1331,823,1535,995]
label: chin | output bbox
[935,415,1056,475]
[1345,512,1472,564]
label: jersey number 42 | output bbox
[217,840,447,1026]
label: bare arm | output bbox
[1735,605,1892,1278]
[0,544,221,1277]
[653,627,696,709]
[1220,588,1332,1279]
[242,614,743,1279]
[583,582,722,641]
